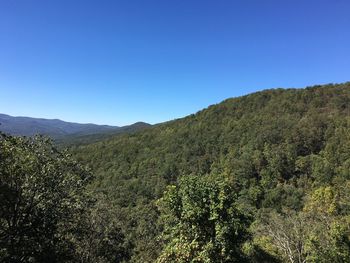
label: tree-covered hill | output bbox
[56,121,152,146]
[71,82,350,262]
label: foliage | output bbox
[72,194,131,263]
[255,185,350,263]
[303,185,350,262]
[255,210,309,263]
[0,133,129,263]
[6,83,344,262]
[0,134,89,262]
[71,83,350,261]
[156,175,251,262]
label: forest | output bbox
[1,82,350,262]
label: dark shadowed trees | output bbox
[0,133,129,263]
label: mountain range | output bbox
[0,113,151,140]
[2,82,350,262]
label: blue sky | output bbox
[1,0,349,125]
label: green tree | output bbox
[156,175,251,263]
[70,82,350,261]
[302,186,350,262]
[72,194,131,263]
[255,209,309,263]
[0,133,129,263]
[255,185,350,263]
[0,134,93,262]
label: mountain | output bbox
[2,82,350,262]
[72,82,350,262]
[57,121,152,145]
[0,113,151,140]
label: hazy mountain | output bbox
[57,121,152,145]
[0,113,150,140]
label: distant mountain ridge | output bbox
[0,113,150,140]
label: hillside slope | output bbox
[72,82,350,262]
[57,121,151,146]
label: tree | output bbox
[0,134,93,262]
[302,186,350,262]
[255,185,350,263]
[70,83,350,261]
[72,194,131,263]
[0,133,129,263]
[255,210,309,263]
[156,175,251,263]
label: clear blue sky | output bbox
[1,0,349,125]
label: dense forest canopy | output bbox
[2,82,350,262]
[72,83,350,262]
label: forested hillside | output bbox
[2,83,350,262]
[71,82,350,262]
[57,122,152,146]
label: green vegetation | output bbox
[0,134,129,262]
[56,122,151,147]
[2,82,350,262]
[156,175,251,262]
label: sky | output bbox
[0,0,349,126]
